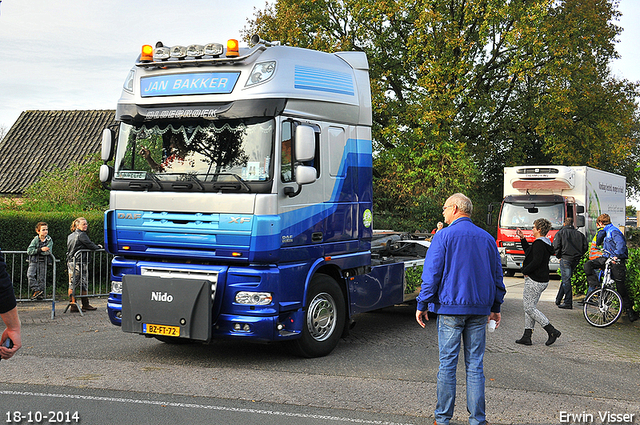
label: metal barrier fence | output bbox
[3,250,58,320]
[64,249,113,317]
[2,249,112,319]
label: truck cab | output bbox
[99,36,421,357]
[496,194,583,275]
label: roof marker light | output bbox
[140,45,154,62]
[226,39,239,57]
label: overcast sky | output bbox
[1,0,639,129]
[1,0,639,203]
[0,0,261,130]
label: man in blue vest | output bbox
[583,214,638,322]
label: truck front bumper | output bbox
[107,291,303,342]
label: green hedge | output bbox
[0,211,105,261]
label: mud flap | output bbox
[122,275,212,341]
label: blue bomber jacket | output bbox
[417,217,506,315]
[596,223,628,260]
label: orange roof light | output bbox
[226,39,239,57]
[141,44,154,62]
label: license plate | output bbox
[143,323,180,337]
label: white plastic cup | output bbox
[487,319,497,333]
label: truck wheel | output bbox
[290,274,346,358]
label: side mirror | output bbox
[294,125,315,162]
[486,212,493,226]
[575,215,585,228]
[576,205,585,214]
[296,165,317,185]
[99,164,113,183]
[101,128,115,162]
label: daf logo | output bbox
[229,217,251,224]
[151,292,173,302]
[118,213,142,220]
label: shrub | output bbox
[16,154,108,212]
[405,265,423,294]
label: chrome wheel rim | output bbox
[307,292,336,341]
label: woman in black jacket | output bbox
[515,218,562,346]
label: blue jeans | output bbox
[435,314,487,425]
[556,258,574,305]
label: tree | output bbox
[245,0,640,227]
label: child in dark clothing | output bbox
[515,218,562,346]
[26,222,53,300]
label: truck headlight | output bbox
[111,281,123,294]
[235,291,273,305]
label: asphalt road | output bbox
[1,276,639,425]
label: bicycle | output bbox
[583,256,623,327]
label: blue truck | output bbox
[99,36,427,357]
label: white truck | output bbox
[491,165,626,276]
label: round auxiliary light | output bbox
[154,46,170,60]
[170,45,187,58]
[187,44,205,57]
[204,43,223,56]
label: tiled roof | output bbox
[0,110,116,194]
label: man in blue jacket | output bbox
[584,214,638,322]
[416,193,505,425]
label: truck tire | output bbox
[290,274,346,358]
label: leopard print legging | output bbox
[522,275,551,329]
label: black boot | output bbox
[628,309,639,323]
[543,324,561,346]
[515,329,533,345]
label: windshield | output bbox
[499,203,565,230]
[113,119,274,187]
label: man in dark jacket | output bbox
[553,218,588,309]
[416,193,505,425]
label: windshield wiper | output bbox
[163,173,205,191]
[210,173,251,192]
[127,171,163,190]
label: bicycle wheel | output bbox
[583,288,623,327]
